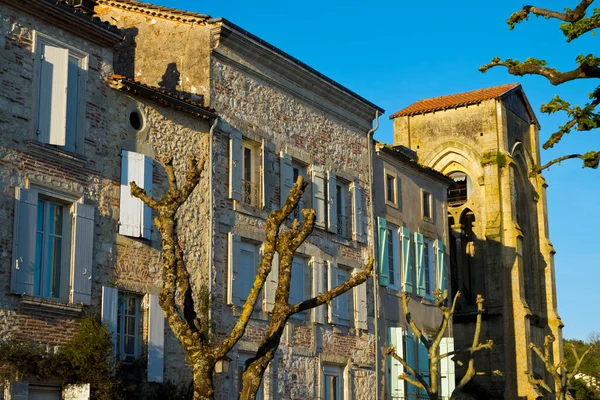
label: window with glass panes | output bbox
[386,174,395,203]
[34,198,69,299]
[324,365,343,400]
[387,228,395,287]
[422,191,432,219]
[423,241,430,295]
[117,293,140,361]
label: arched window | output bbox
[448,172,472,207]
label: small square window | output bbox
[422,191,432,220]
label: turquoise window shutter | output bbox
[414,232,425,297]
[435,239,446,294]
[400,226,413,293]
[377,217,389,286]
[405,330,417,397]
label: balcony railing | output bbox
[242,179,259,207]
[336,213,351,239]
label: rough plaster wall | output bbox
[210,56,375,398]
[95,5,212,104]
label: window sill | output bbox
[26,141,86,167]
[19,295,84,316]
[233,200,269,220]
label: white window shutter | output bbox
[351,182,365,242]
[148,294,165,383]
[440,337,455,399]
[327,171,337,233]
[101,286,118,358]
[264,252,279,312]
[353,276,367,330]
[279,152,293,208]
[71,202,94,305]
[401,227,413,293]
[311,258,325,324]
[388,327,405,399]
[12,187,37,296]
[37,44,68,146]
[119,150,142,237]
[435,239,446,294]
[229,131,242,201]
[311,165,326,228]
[327,261,339,324]
[377,217,389,286]
[141,155,153,240]
[228,233,242,306]
[414,232,425,297]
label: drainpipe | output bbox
[208,116,219,334]
[366,111,380,400]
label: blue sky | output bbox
[158,0,599,340]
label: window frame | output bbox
[290,255,310,320]
[237,240,260,307]
[384,169,398,208]
[335,266,352,326]
[335,179,351,239]
[236,352,263,400]
[116,292,141,362]
[32,32,88,155]
[421,190,433,221]
[291,160,309,220]
[423,238,436,299]
[323,364,344,400]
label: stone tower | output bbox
[390,84,563,399]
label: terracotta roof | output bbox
[390,83,520,119]
[109,75,217,120]
[97,0,210,23]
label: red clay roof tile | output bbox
[390,83,520,119]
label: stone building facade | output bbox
[96,1,385,399]
[372,144,454,400]
[0,0,218,397]
[390,84,563,399]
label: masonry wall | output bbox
[0,3,213,393]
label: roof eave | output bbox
[376,144,454,186]
[2,0,123,47]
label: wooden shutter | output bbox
[401,227,413,293]
[264,252,279,312]
[148,294,165,383]
[351,181,365,242]
[312,165,326,228]
[119,151,141,237]
[12,187,37,295]
[327,171,337,233]
[311,258,325,324]
[414,232,425,297]
[388,327,405,399]
[64,58,79,153]
[440,337,455,399]
[229,131,243,201]
[418,339,430,397]
[71,202,94,305]
[353,274,367,330]
[37,44,68,146]
[435,239,446,294]
[227,233,242,306]
[280,152,293,207]
[405,331,417,398]
[391,228,401,288]
[101,286,118,357]
[327,261,339,324]
[377,217,389,286]
[141,155,153,239]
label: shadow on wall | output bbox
[159,62,180,93]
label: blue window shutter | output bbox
[279,152,293,207]
[148,294,165,383]
[377,217,389,286]
[229,131,242,201]
[71,202,94,305]
[414,232,425,296]
[405,330,417,397]
[435,239,446,294]
[400,226,413,293]
[418,339,430,397]
[37,44,68,146]
[12,187,37,296]
[327,171,337,233]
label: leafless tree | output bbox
[131,155,373,400]
[385,291,500,400]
